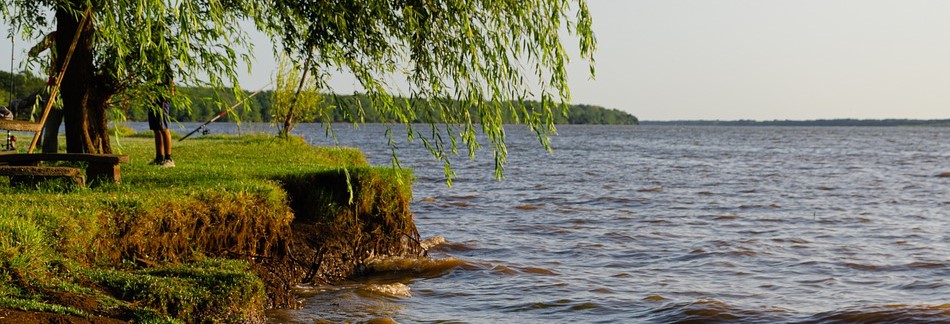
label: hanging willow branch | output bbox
[1,0,596,182]
[258,0,597,184]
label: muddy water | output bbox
[164,123,950,323]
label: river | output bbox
[155,123,950,323]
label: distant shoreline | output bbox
[639,119,950,127]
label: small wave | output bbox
[447,201,473,208]
[365,256,466,278]
[796,277,837,285]
[842,261,947,272]
[638,186,663,193]
[567,218,596,225]
[700,260,738,268]
[807,304,950,323]
[358,283,412,298]
[843,262,884,271]
[570,302,603,311]
[291,284,347,296]
[604,232,635,241]
[420,236,446,250]
[583,196,637,205]
[491,265,518,275]
[363,318,398,324]
[905,261,947,269]
[554,206,599,214]
[574,242,604,249]
[897,280,946,290]
[771,237,811,244]
[514,204,542,211]
[679,247,763,260]
[487,263,559,276]
[647,298,787,323]
[517,266,558,276]
[430,240,477,252]
[504,299,607,314]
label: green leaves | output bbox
[258,0,596,183]
[1,0,596,183]
[2,0,257,115]
[272,55,326,137]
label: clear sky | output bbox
[565,0,950,121]
[4,1,950,120]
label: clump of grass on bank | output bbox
[0,134,416,322]
[88,259,265,323]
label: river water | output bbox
[156,123,950,323]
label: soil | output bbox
[0,290,135,323]
[44,291,101,314]
[0,308,127,324]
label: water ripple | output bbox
[251,124,950,323]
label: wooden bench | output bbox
[0,119,43,132]
[0,153,129,186]
[0,165,84,187]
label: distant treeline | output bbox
[0,71,48,104]
[640,119,950,127]
[135,88,638,125]
[1,70,637,125]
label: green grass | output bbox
[0,133,414,321]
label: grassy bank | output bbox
[0,132,421,322]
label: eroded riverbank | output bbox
[0,134,422,322]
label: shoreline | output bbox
[638,119,950,127]
[0,134,422,322]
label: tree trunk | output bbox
[282,56,312,138]
[57,4,113,154]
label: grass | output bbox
[0,132,417,321]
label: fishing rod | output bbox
[179,82,272,141]
[6,11,16,152]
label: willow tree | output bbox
[259,1,596,182]
[1,0,253,153]
[2,0,595,177]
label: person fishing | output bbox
[0,106,11,121]
[149,63,175,167]
[27,31,62,153]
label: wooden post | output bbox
[28,6,92,153]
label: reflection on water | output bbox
[139,123,950,323]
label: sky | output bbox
[3,1,950,120]
[567,1,950,120]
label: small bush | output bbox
[89,260,265,323]
[107,124,138,137]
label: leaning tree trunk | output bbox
[281,56,312,138]
[57,4,113,154]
